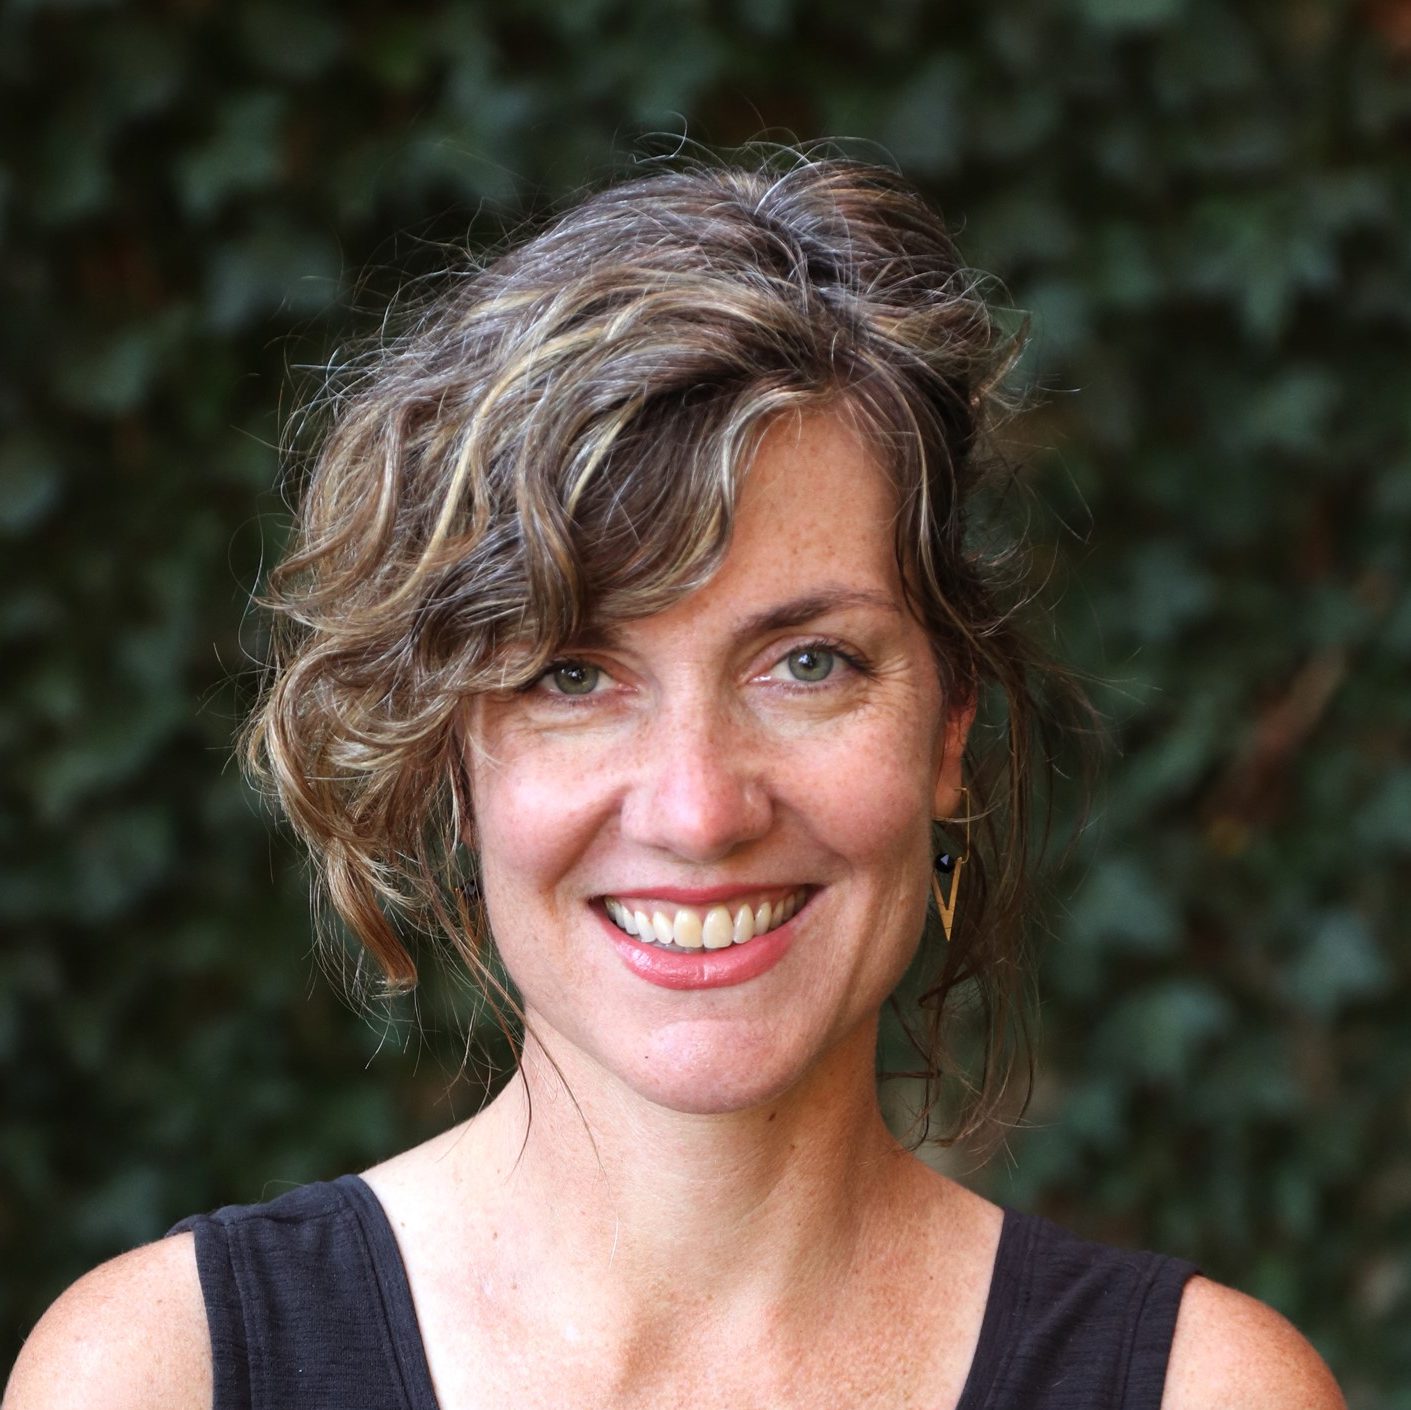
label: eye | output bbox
[782,646,836,683]
[540,660,603,696]
[760,641,864,687]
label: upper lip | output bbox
[596,883,808,905]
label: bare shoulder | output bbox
[1162,1275,1346,1410]
[3,1234,210,1410]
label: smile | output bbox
[602,889,807,952]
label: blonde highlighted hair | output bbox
[245,150,1088,1144]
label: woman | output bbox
[7,155,1344,1410]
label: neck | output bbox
[455,1016,920,1336]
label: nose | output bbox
[618,696,773,863]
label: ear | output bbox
[932,694,976,820]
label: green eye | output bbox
[786,647,835,682]
[550,661,600,695]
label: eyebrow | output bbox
[736,586,902,638]
[573,586,901,650]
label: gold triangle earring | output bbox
[931,786,971,944]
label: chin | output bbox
[610,1023,826,1116]
[627,1070,800,1118]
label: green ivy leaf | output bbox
[1096,981,1235,1084]
[51,326,161,415]
[176,92,288,219]
[878,56,968,177]
[203,221,343,332]
[0,431,62,534]
[1066,855,1180,957]
[1285,910,1391,1016]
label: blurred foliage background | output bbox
[3,0,1409,1403]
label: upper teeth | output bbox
[603,890,805,950]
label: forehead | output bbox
[716,407,902,586]
[604,408,907,646]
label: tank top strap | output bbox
[167,1175,439,1410]
[956,1207,1200,1410]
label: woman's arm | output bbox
[1163,1276,1346,1410]
[3,1233,211,1410]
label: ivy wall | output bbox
[3,1,1409,1403]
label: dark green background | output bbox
[3,1,1408,1403]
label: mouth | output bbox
[600,888,809,953]
[596,886,811,991]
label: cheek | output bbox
[467,736,610,917]
[796,706,940,870]
[465,747,603,1007]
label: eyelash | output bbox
[765,637,874,687]
[528,636,874,702]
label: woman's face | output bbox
[465,408,969,1115]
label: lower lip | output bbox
[599,904,802,990]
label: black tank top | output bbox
[169,1175,1198,1410]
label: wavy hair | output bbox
[244,151,1089,1146]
